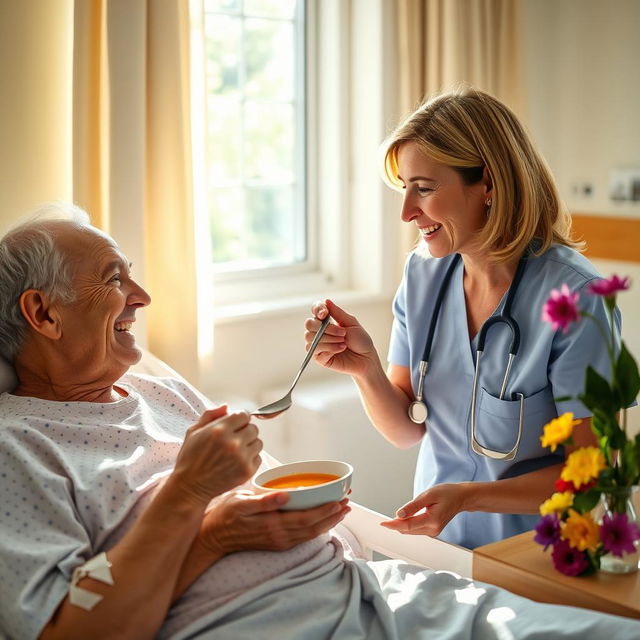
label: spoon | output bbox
[251,314,332,419]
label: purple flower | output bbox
[600,512,640,557]
[588,275,630,298]
[550,538,590,576]
[534,514,561,550]
[542,284,580,334]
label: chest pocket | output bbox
[475,385,557,459]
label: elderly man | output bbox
[0,205,349,639]
[1,205,639,640]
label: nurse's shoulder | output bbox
[404,251,460,289]
[533,243,603,292]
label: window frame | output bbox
[197,0,402,319]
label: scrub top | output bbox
[388,244,620,549]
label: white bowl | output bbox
[252,459,353,511]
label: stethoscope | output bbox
[407,253,528,461]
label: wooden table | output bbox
[473,531,640,620]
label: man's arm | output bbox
[40,409,261,640]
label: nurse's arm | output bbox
[383,419,598,537]
[351,363,426,449]
[461,417,599,514]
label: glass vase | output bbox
[598,487,639,574]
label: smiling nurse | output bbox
[304,87,623,549]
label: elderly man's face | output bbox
[54,224,151,378]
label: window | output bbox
[203,0,307,276]
[194,0,400,316]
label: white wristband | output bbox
[69,552,114,611]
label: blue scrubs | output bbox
[388,244,620,549]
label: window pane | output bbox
[208,187,245,264]
[206,15,240,98]
[244,18,294,101]
[244,0,297,19]
[207,97,242,185]
[204,0,306,273]
[244,102,293,182]
[205,0,241,14]
[245,185,299,264]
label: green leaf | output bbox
[572,489,601,514]
[554,395,573,403]
[621,441,640,486]
[590,409,623,443]
[615,342,640,406]
[581,366,619,414]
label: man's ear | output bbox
[19,290,62,340]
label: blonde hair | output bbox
[381,86,582,262]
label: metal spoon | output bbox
[251,315,332,419]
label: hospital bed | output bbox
[4,352,640,639]
[0,349,471,578]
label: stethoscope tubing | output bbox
[408,253,528,461]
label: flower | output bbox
[541,284,579,333]
[551,538,590,576]
[554,477,596,493]
[540,491,573,516]
[588,275,630,298]
[534,514,561,550]
[561,509,600,552]
[535,276,640,576]
[560,447,606,489]
[540,413,581,452]
[600,512,640,557]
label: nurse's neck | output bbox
[461,253,520,340]
[461,253,519,292]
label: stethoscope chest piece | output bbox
[408,400,428,424]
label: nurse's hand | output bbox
[305,299,378,378]
[379,483,468,538]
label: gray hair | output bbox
[0,202,92,362]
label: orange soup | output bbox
[263,472,340,489]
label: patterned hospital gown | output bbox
[0,374,339,639]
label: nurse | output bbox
[304,87,620,549]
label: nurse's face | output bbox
[396,142,490,259]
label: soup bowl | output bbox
[252,459,353,511]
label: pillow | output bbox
[0,356,17,393]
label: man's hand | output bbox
[171,406,263,507]
[198,490,351,554]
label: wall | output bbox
[522,0,640,433]
[522,0,640,218]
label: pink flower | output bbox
[600,512,640,557]
[550,538,590,576]
[588,275,630,298]
[542,284,580,334]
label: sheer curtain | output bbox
[396,0,525,251]
[72,0,203,383]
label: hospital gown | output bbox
[1,373,638,639]
[389,243,621,548]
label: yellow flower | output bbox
[560,509,600,551]
[561,446,606,489]
[540,491,573,516]
[540,413,581,452]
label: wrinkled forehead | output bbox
[50,222,127,277]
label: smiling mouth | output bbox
[420,224,442,237]
[114,321,133,332]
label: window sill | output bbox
[212,288,391,325]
